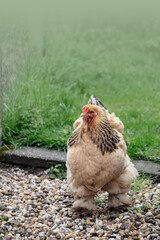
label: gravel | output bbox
[0,162,160,240]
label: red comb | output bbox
[83,106,88,112]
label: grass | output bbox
[1,5,160,161]
[131,173,155,191]
[45,164,66,179]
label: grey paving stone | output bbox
[133,160,160,176]
[2,147,66,168]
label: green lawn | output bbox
[2,4,160,161]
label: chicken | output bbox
[66,97,138,211]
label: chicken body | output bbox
[67,102,138,211]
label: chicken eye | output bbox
[89,111,94,114]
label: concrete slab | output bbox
[1,147,160,176]
[2,147,66,168]
[133,160,160,176]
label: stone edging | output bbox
[1,147,160,176]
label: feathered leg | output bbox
[67,165,97,211]
[72,195,96,211]
[102,155,138,208]
[108,193,131,208]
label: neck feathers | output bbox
[68,112,120,155]
[86,114,120,154]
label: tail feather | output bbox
[88,95,107,110]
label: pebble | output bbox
[0,162,159,239]
[39,232,45,237]
[146,211,153,217]
[90,227,95,234]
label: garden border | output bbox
[1,147,160,176]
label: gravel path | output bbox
[0,163,160,240]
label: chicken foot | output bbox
[108,193,131,208]
[72,195,96,211]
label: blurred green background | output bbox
[0,1,160,161]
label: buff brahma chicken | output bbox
[66,96,138,211]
